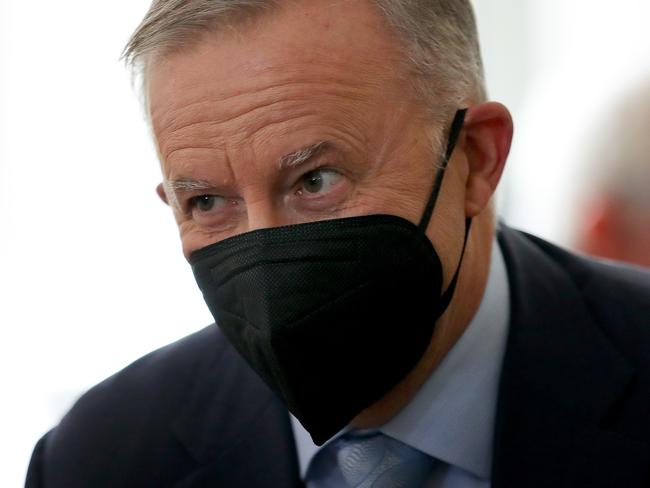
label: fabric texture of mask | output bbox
[191,109,469,445]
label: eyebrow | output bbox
[166,178,215,193]
[164,142,331,208]
[278,141,329,170]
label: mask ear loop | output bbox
[418,108,468,231]
[417,108,472,316]
[435,217,472,316]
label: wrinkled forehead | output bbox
[145,0,414,126]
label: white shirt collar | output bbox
[291,239,510,480]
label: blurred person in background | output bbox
[25,1,650,487]
[575,79,650,268]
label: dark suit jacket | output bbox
[26,227,650,487]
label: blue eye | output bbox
[299,169,342,195]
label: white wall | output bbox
[490,0,650,243]
[2,1,650,485]
[0,2,213,485]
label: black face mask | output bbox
[190,109,470,445]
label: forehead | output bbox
[146,0,411,129]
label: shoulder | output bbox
[32,324,235,486]
[61,324,225,428]
[504,227,650,311]
[500,225,650,360]
[537,233,650,350]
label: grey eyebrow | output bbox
[163,143,330,208]
[166,178,215,193]
[278,141,329,170]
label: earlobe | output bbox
[156,183,169,205]
[461,102,513,217]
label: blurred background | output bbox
[2,0,650,485]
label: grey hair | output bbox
[123,0,486,127]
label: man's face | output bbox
[148,0,468,260]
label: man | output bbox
[575,79,650,268]
[26,1,650,487]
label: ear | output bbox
[156,183,169,205]
[461,102,513,217]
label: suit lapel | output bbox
[493,227,649,487]
[170,328,304,487]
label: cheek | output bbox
[353,166,435,221]
[180,225,202,260]
[351,185,424,223]
[179,223,223,259]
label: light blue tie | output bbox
[308,431,437,488]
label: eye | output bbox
[297,169,343,196]
[190,195,226,213]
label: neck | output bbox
[350,211,495,429]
